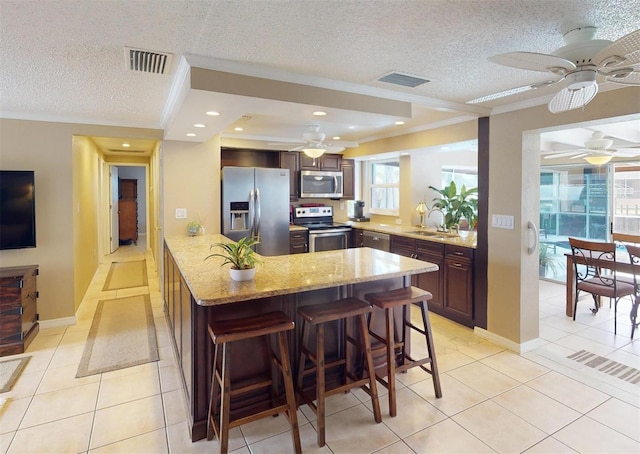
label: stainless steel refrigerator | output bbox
[221,167,290,256]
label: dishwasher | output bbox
[362,231,390,252]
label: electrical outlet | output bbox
[175,208,187,219]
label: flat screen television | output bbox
[0,170,36,250]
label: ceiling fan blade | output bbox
[467,79,559,104]
[488,52,576,73]
[288,146,304,152]
[548,83,598,113]
[603,69,640,86]
[593,29,640,67]
[543,151,583,159]
[569,153,591,159]
[324,145,345,153]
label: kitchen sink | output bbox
[408,230,450,239]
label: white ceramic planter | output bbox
[229,267,256,281]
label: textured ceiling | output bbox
[1,0,639,150]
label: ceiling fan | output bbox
[543,130,640,165]
[271,125,351,158]
[469,26,640,113]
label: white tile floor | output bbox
[1,240,639,453]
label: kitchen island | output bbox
[163,234,438,441]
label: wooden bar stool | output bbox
[296,297,382,447]
[365,286,442,417]
[207,311,301,454]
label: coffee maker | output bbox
[349,200,370,222]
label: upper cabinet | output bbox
[341,159,355,200]
[299,153,342,171]
[279,151,299,202]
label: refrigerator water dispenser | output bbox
[229,202,249,231]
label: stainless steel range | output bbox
[292,206,351,252]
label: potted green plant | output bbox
[428,182,478,232]
[539,242,562,277]
[187,220,202,236]
[205,236,262,281]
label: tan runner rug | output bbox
[76,294,159,378]
[102,260,148,291]
[0,356,31,393]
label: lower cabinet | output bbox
[443,245,474,327]
[289,230,308,254]
[390,235,474,327]
[351,228,364,248]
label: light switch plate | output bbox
[492,214,514,230]
[175,208,187,219]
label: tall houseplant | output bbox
[205,236,262,281]
[428,182,478,231]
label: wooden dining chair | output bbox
[613,232,640,288]
[569,237,635,335]
[624,244,640,339]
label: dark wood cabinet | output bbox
[341,158,355,200]
[416,240,445,314]
[351,228,364,248]
[0,265,39,356]
[118,179,138,245]
[279,152,299,201]
[443,245,474,326]
[299,153,342,170]
[389,235,474,327]
[289,230,308,254]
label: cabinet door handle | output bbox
[453,263,463,268]
[453,251,464,256]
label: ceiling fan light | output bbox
[302,147,326,158]
[584,155,612,165]
[566,69,597,90]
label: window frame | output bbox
[366,158,400,216]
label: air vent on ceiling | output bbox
[377,71,430,88]
[124,47,172,75]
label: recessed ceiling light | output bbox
[313,111,327,116]
[234,127,243,131]
[194,123,206,128]
[206,111,220,116]
[348,126,356,130]
[122,143,130,148]
[333,136,341,140]
[395,121,405,125]
[186,133,196,137]
[401,152,409,156]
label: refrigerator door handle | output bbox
[255,187,261,241]
[249,188,255,237]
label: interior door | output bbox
[110,166,119,253]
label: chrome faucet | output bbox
[427,208,446,232]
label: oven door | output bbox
[308,229,350,252]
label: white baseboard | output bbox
[473,327,547,354]
[38,316,77,329]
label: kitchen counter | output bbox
[288,224,308,232]
[163,234,439,441]
[343,221,477,248]
[164,233,437,306]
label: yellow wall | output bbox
[163,135,221,237]
[72,136,102,311]
[0,119,162,321]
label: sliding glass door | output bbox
[539,164,611,281]
[613,165,640,234]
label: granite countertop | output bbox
[343,221,477,248]
[165,234,438,306]
[289,225,308,232]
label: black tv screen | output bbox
[0,170,36,250]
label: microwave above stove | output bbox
[299,170,343,198]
